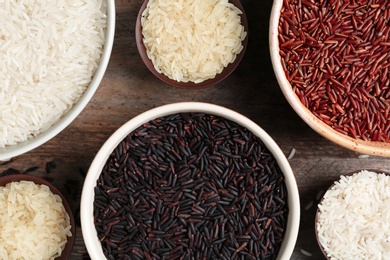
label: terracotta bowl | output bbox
[0,174,76,260]
[269,0,390,157]
[315,169,390,259]
[135,0,248,89]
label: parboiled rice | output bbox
[0,0,107,147]
[316,170,390,260]
[141,0,247,83]
[0,181,72,260]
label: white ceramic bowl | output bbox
[269,0,390,157]
[81,102,300,260]
[0,0,116,161]
[315,169,390,259]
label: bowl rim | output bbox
[80,102,300,260]
[0,0,116,162]
[0,173,76,260]
[135,0,249,89]
[269,0,390,157]
[314,169,390,259]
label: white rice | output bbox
[287,147,296,160]
[0,0,107,147]
[316,170,390,260]
[141,0,247,83]
[0,181,72,260]
[300,248,313,257]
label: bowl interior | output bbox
[135,0,249,89]
[269,0,390,157]
[0,0,116,162]
[0,174,76,260]
[315,169,390,259]
[81,102,300,259]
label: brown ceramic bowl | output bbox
[0,174,76,260]
[135,0,248,89]
[269,0,390,157]
[315,169,390,259]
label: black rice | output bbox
[94,113,288,260]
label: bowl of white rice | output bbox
[0,173,75,260]
[0,0,116,161]
[315,169,390,259]
[136,0,248,89]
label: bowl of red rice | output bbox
[0,173,75,259]
[0,0,116,161]
[270,0,390,157]
[135,0,248,89]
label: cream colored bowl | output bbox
[269,0,390,157]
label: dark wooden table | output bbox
[1,0,389,259]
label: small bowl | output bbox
[81,102,300,259]
[315,169,390,259]
[269,0,390,157]
[0,174,76,259]
[0,0,116,161]
[135,0,248,89]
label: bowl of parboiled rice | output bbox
[0,0,116,161]
[0,173,75,260]
[315,169,390,259]
[269,0,390,157]
[136,0,248,89]
[81,102,300,259]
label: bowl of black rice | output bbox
[81,102,300,259]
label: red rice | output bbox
[279,0,390,142]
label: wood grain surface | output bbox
[1,0,389,259]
